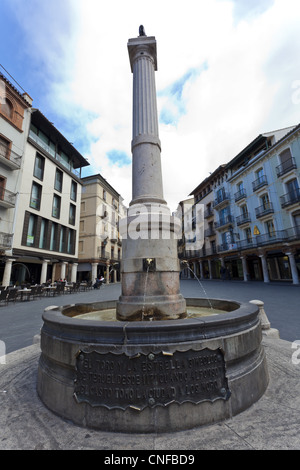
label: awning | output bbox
[77,263,92,272]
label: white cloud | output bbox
[6,0,300,212]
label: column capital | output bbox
[127,36,157,72]
[284,249,297,256]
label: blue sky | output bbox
[1,0,300,210]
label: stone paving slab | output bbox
[0,336,299,450]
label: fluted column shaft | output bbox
[128,36,165,206]
[133,56,159,138]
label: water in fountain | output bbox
[141,261,150,321]
[181,260,215,313]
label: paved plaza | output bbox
[0,279,299,354]
[0,279,299,450]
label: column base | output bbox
[116,293,187,321]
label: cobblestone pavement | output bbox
[0,279,299,354]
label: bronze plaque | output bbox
[74,348,230,410]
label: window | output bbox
[50,223,58,251]
[39,219,48,249]
[245,227,252,243]
[286,178,299,198]
[70,180,77,201]
[79,240,84,253]
[241,204,248,217]
[266,220,275,238]
[279,148,292,168]
[0,135,11,160]
[216,187,225,202]
[1,98,13,119]
[103,189,106,201]
[33,154,45,180]
[260,193,270,209]
[26,214,37,247]
[0,175,6,200]
[255,168,264,180]
[67,229,75,254]
[69,204,76,225]
[52,194,61,218]
[54,169,63,192]
[30,182,42,210]
[59,227,67,252]
[237,181,244,192]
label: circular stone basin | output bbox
[37,298,269,433]
[73,306,226,321]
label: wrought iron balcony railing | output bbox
[214,214,235,229]
[280,188,300,208]
[0,232,13,249]
[276,157,297,177]
[252,174,268,192]
[213,192,230,208]
[236,213,251,226]
[234,188,246,202]
[0,188,17,207]
[255,202,274,218]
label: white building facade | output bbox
[183,125,300,284]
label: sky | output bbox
[1,0,300,211]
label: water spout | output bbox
[181,260,214,312]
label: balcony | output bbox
[236,213,251,226]
[0,147,22,170]
[204,208,214,219]
[252,174,268,192]
[255,202,274,218]
[237,238,256,250]
[280,188,300,208]
[0,188,17,208]
[234,188,246,202]
[204,227,216,237]
[0,232,13,250]
[213,192,230,209]
[237,226,300,251]
[276,157,297,177]
[214,214,235,230]
[217,242,237,253]
[28,130,80,178]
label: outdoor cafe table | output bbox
[18,289,32,301]
[42,286,56,297]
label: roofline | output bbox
[31,109,89,169]
[81,173,123,201]
[189,164,226,196]
[0,71,32,107]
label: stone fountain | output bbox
[37,28,269,433]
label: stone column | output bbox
[60,261,68,280]
[106,260,110,284]
[2,258,15,287]
[199,260,204,280]
[129,36,165,206]
[71,263,78,283]
[240,256,249,282]
[259,253,269,283]
[91,262,98,282]
[40,259,50,284]
[208,259,213,279]
[116,30,186,321]
[285,251,299,285]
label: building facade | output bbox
[78,174,126,284]
[0,72,32,285]
[0,71,90,286]
[183,125,300,284]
